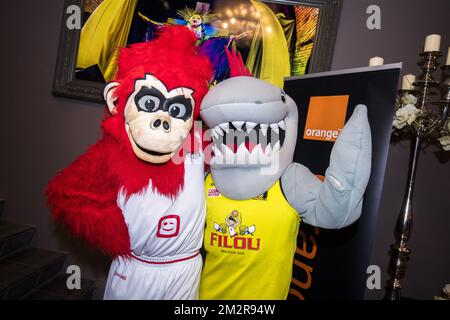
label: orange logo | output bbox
[303,95,349,142]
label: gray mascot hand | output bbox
[281,105,372,229]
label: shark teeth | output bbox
[259,124,269,136]
[211,128,219,140]
[219,123,230,133]
[245,122,257,133]
[223,144,234,158]
[214,126,224,136]
[235,143,248,163]
[210,120,287,164]
[232,121,245,131]
[265,143,272,155]
[213,127,224,137]
[252,144,264,160]
[270,123,279,134]
[212,145,222,157]
[212,120,286,138]
[212,142,276,165]
[219,122,230,133]
[273,140,281,153]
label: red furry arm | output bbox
[46,140,131,258]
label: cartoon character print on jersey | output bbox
[214,210,255,238]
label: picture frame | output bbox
[53,0,342,103]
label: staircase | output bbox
[0,199,96,300]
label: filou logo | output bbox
[211,210,260,251]
[210,233,261,250]
[303,95,349,142]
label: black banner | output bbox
[284,64,401,300]
[0,300,438,318]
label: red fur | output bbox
[225,47,252,77]
[46,26,212,258]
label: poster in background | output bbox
[284,64,401,300]
[76,0,321,86]
[54,0,342,103]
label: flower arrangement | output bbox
[434,284,450,300]
[438,119,450,150]
[393,93,450,151]
[393,94,420,130]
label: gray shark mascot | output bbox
[199,49,372,300]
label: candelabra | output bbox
[385,50,450,300]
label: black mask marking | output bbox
[134,86,193,121]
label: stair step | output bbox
[0,221,35,260]
[0,248,66,300]
[26,275,96,300]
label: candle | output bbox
[402,74,416,91]
[369,56,384,66]
[424,34,441,52]
[446,47,450,66]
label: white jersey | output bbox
[104,150,206,300]
[117,151,205,258]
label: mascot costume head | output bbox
[201,49,299,199]
[102,26,212,197]
[47,26,212,259]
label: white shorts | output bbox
[104,251,202,300]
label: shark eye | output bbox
[281,91,286,103]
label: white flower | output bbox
[401,93,418,106]
[393,104,420,129]
[445,284,450,296]
[438,135,450,151]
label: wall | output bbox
[331,0,450,299]
[0,0,449,300]
[0,0,110,298]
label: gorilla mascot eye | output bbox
[168,103,187,119]
[133,84,193,121]
[138,95,160,112]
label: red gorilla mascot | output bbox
[47,26,212,300]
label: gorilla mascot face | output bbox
[105,74,197,164]
[103,26,211,165]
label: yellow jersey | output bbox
[200,173,300,300]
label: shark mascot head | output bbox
[201,49,299,199]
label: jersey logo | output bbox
[252,191,268,200]
[157,215,180,238]
[113,272,127,281]
[208,187,221,197]
[210,210,260,251]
